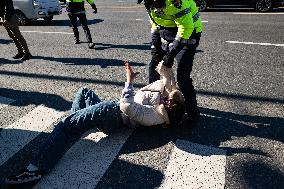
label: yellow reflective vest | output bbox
[149,0,202,39]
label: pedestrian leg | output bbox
[71,87,101,113]
[6,15,30,54]
[68,14,80,44]
[78,13,92,43]
[31,101,123,173]
[3,20,24,57]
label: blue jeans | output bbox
[32,87,124,172]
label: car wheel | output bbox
[196,0,207,12]
[255,0,272,12]
[43,16,54,22]
[14,11,28,25]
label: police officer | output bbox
[66,0,97,49]
[0,0,32,61]
[137,0,203,121]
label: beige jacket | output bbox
[120,63,176,127]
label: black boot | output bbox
[21,53,32,61]
[13,52,25,59]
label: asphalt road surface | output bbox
[0,1,283,189]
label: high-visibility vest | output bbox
[66,0,95,13]
[149,0,202,39]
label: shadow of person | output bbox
[25,19,104,27]
[240,160,284,189]
[0,88,72,111]
[33,56,146,68]
[0,128,164,189]
[0,58,22,65]
[94,43,151,51]
[0,39,13,45]
[117,106,283,157]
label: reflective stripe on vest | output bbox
[172,8,191,19]
[192,12,200,22]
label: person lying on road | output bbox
[5,61,186,184]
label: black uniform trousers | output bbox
[68,13,92,43]
[149,28,201,115]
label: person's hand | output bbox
[124,61,140,83]
[155,61,172,77]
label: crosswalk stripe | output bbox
[0,96,15,110]
[34,129,132,189]
[160,140,226,189]
[0,105,65,166]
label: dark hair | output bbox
[165,102,185,127]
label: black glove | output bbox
[151,29,161,47]
[91,4,97,14]
[162,40,184,68]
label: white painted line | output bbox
[135,18,144,21]
[202,20,208,23]
[21,31,73,35]
[0,96,15,110]
[160,140,226,189]
[0,106,65,166]
[34,129,132,189]
[233,12,284,15]
[226,40,284,47]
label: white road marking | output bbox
[202,20,208,23]
[0,96,15,110]
[34,129,132,189]
[160,140,226,189]
[0,106,65,166]
[21,31,73,35]
[226,40,284,47]
[233,12,284,15]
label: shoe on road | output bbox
[13,52,24,59]
[5,169,44,185]
[21,53,32,61]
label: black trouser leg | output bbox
[175,39,200,115]
[78,13,92,43]
[68,14,79,42]
[149,46,166,83]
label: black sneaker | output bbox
[21,53,32,61]
[13,52,24,59]
[88,42,95,49]
[5,169,44,184]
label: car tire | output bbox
[196,0,207,12]
[14,11,28,26]
[255,0,272,12]
[43,16,54,22]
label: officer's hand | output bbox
[162,54,175,68]
[92,4,97,14]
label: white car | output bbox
[13,0,62,25]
